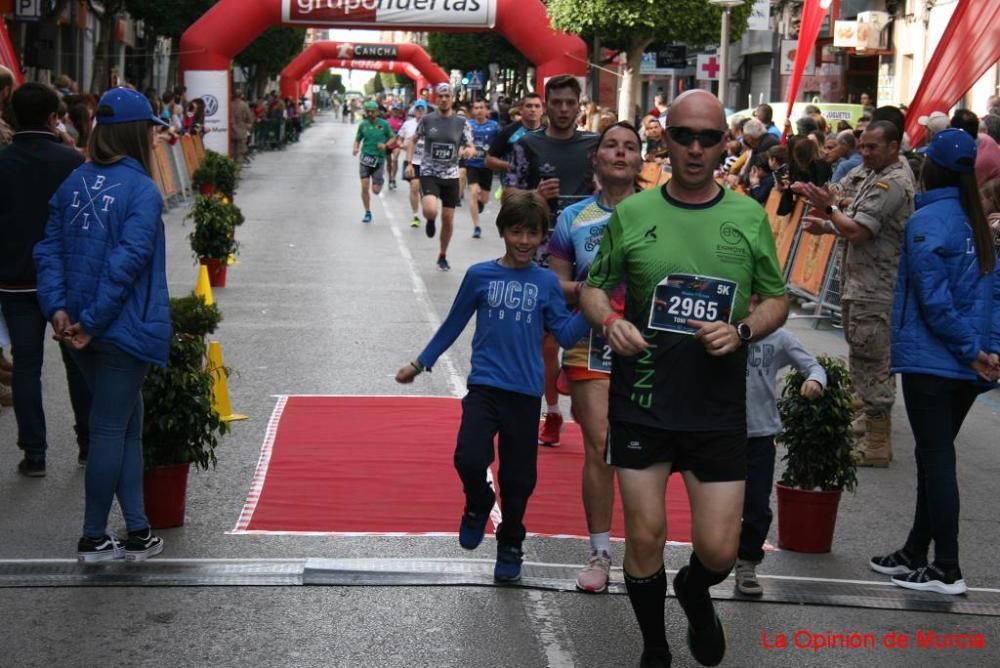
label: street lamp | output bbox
[709,0,744,110]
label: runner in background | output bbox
[399,100,429,228]
[385,105,406,190]
[507,76,599,447]
[352,100,394,224]
[465,100,501,239]
[485,93,545,181]
[547,122,643,594]
[406,83,475,271]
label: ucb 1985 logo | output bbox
[201,95,219,117]
[719,221,741,244]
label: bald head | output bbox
[668,89,726,130]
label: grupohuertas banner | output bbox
[283,0,497,28]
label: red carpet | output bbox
[235,396,692,543]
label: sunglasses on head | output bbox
[666,126,726,148]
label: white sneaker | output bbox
[575,550,611,593]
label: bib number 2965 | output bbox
[648,273,737,336]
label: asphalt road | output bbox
[1,114,999,667]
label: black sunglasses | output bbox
[666,126,726,148]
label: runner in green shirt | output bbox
[352,100,394,223]
[581,89,789,668]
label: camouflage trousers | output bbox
[842,300,895,418]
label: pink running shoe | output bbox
[576,550,611,593]
[538,412,563,447]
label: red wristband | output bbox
[603,313,623,331]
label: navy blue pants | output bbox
[738,435,776,563]
[1,293,91,462]
[454,385,539,548]
[902,373,983,565]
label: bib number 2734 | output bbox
[647,274,737,336]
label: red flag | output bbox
[906,0,1000,146]
[786,0,832,122]
[0,18,23,85]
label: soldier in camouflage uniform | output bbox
[795,120,915,466]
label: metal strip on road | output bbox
[2,558,1000,617]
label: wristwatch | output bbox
[825,204,840,215]
[736,322,753,345]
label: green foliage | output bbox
[191,150,239,198]
[547,0,754,50]
[314,70,346,94]
[188,194,241,260]
[778,356,859,492]
[142,295,229,471]
[426,33,529,73]
[379,72,407,90]
[235,27,307,80]
[126,0,216,40]
[363,74,385,96]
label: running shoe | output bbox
[362,211,372,224]
[425,218,436,238]
[538,412,563,447]
[870,548,927,576]
[639,647,673,668]
[473,226,482,239]
[575,550,611,593]
[494,543,523,583]
[673,566,727,667]
[389,180,397,190]
[410,216,421,228]
[458,490,495,550]
[734,560,762,596]
[892,564,967,595]
[17,457,46,478]
[77,534,124,563]
[437,256,450,272]
[124,529,165,562]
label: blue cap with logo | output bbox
[924,127,977,175]
[96,87,169,127]
[413,100,429,109]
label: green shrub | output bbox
[191,150,238,198]
[188,194,240,259]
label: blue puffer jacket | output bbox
[34,158,171,367]
[891,187,999,381]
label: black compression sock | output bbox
[624,566,669,651]
[677,553,730,631]
[686,552,731,590]
[477,201,485,214]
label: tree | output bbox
[314,70,345,94]
[363,74,384,97]
[547,0,753,120]
[235,27,306,98]
[426,32,531,95]
[126,0,216,40]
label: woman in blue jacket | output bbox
[870,128,1000,595]
[34,88,172,563]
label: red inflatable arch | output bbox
[296,59,428,99]
[180,0,587,153]
[280,42,447,99]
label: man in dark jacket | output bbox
[0,82,91,477]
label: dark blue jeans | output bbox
[69,341,150,538]
[901,373,984,566]
[738,435,776,563]
[0,293,91,462]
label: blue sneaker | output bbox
[494,543,523,583]
[362,211,372,224]
[458,489,495,550]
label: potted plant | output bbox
[775,355,858,553]
[191,150,238,198]
[142,294,230,528]
[189,194,240,287]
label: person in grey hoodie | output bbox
[735,295,827,596]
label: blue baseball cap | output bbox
[96,87,169,126]
[413,100,429,110]
[924,127,977,174]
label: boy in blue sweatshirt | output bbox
[396,189,589,583]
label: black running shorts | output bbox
[466,166,493,191]
[420,176,461,209]
[607,421,747,482]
